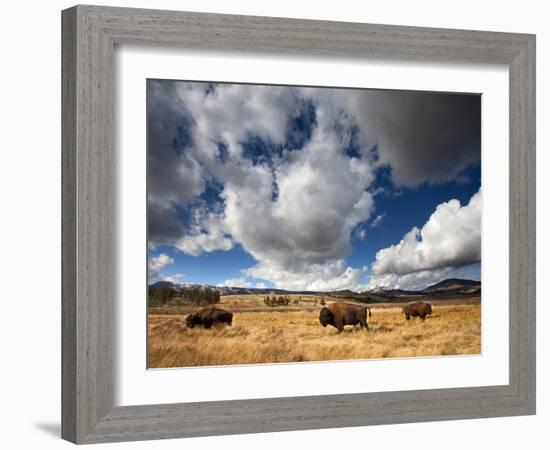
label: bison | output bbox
[402,301,432,320]
[319,302,371,334]
[186,307,233,329]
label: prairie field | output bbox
[148,295,481,368]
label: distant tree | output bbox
[320,298,326,306]
[181,287,220,305]
[262,295,292,307]
[148,287,174,307]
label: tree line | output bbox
[148,286,220,307]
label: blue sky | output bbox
[147,80,481,291]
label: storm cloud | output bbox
[339,89,481,187]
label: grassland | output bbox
[147,294,481,368]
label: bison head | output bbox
[319,307,334,327]
[186,313,201,328]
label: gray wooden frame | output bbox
[62,4,536,444]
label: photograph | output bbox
[146,79,482,368]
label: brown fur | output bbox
[186,307,233,329]
[319,302,371,333]
[402,301,432,320]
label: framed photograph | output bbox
[62,5,536,444]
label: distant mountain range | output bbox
[423,278,481,292]
[148,278,481,303]
[148,281,305,296]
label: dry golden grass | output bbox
[148,299,481,368]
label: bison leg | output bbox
[405,314,410,320]
[336,319,344,334]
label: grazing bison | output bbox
[402,301,432,320]
[319,302,371,334]
[186,307,233,329]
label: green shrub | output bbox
[264,294,291,307]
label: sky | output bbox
[147,79,482,291]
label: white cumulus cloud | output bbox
[175,208,233,256]
[246,260,369,291]
[148,253,174,279]
[218,277,253,288]
[371,214,385,227]
[161,273,186,284]
[221,128,375,273]
[372,189,481,276]
[152,83,377,289]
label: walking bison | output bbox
[186,307,233,329]
[319,302,371,333]
[402,301,432,320]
